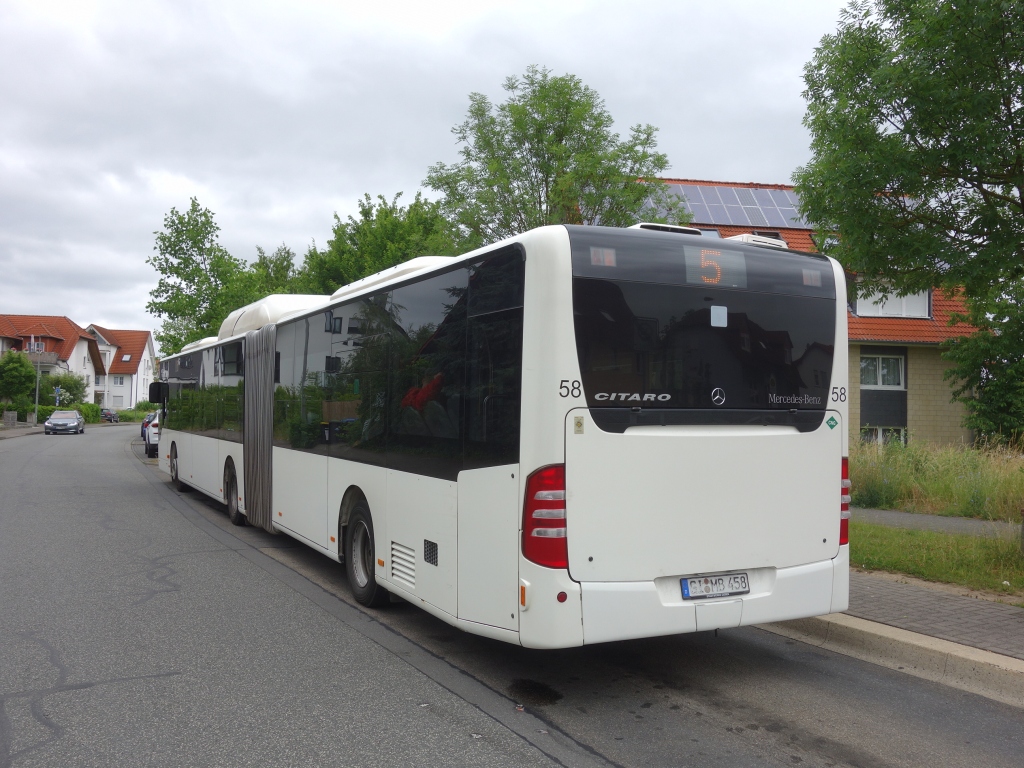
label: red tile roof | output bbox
[849,290,976,344]
[0,314,92,361]
[662,177,798,191]
[90,326,152,374]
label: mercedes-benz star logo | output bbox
[711,388,726,406]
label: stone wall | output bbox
[906,346,972,445]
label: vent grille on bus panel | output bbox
[391,541,416,588]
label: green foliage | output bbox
[295,193,466,294]
[796,0,1024,298]
[132,400,157,412]
[147,199,305,356]
[40,372,87,407]
[0,351,37,401]
[147,198,246,355]
[851,521,1024,595]
[849,438,1024,522]
[77,403,101,423]
[219,244,300,312]
[795,0,1024,436]
[425,65,685,245]
[942,285,1024,441]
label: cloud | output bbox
[0,0,846,334]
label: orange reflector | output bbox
[377,558,384,567]
[520,585,527,607]
[277,511,282,516]
[330,536,335,543]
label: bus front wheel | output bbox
[345,502,389,608]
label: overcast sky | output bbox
[0,0,848,344]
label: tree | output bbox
[217,244,300,315]
[0,352,37,401]
[794,0,1024,438]
[147,198,246,355]
[425,65,685,245]
[295,193,466,295]
[42,372,88,406]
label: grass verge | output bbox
[850,520,1024,596]
[850,439,1024,522]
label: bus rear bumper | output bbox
[580,557,842,645]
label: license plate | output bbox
[681,572,750,600]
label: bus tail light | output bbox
[522,465,568,569]
[840,457,851,545]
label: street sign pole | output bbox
[32,335,39,424]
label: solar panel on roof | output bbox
[718,187,739,206]
[663,185,805,229]
[724,206,747,226]
[702,187,722,205]
[745,207,768,226]
[735,188,756,207]
[689,203,711,223]
[763,207,788,228]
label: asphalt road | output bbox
[1,427,1021,768]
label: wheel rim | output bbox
[170,451,178,481]
[227,478,237,516]
[351,521,372,589]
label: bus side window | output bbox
[388,270,468,480]
[465,308,523,468]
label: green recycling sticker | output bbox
[826,416,838,430]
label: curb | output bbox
[760,613,1024,709]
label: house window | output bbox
[113,376,125,386]
[113,396,124,407]
[83,356,88,367]
[860,355,904,389]
[856,289,930,318]
[95,375,105,386]
[121,354,131,362]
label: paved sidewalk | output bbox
[846,506,1024,662]
[847,571,1024,661]
[856,505,1021,539]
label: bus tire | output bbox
[225,463,245,526]
[170,444,189,492]
[345,502,389,608]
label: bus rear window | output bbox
[569,228,839,423]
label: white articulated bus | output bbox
[154,224,850,649]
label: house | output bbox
[86,325,158,410]
[0,315,107,402]
[662,178,976,445]
[0,315,156,410]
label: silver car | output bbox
[44,410,85,435]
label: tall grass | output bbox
[850,521,1024,595]
[849,439,1024,522]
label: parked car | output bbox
[141,411,156,438]
[145,411,160,458]
[44,410,85,435]
[100,408,119,423]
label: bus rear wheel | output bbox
[345,502,389,608]
[225,465,245,526]
[170,445,189,492]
